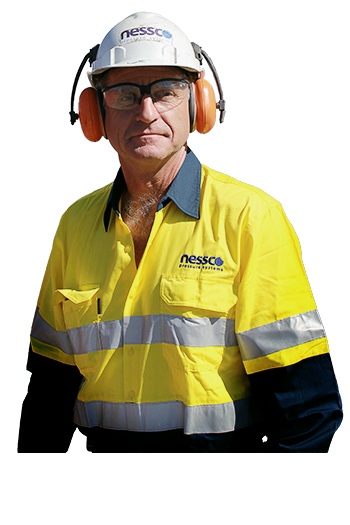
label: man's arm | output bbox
[18,348,83,453]
[248,353,343,452]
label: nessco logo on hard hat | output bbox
[120,27,173,43]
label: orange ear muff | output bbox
[78,87,105,142]
[193,79,217,134]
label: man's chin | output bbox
[129,140,169,160]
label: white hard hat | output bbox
[91,12,203,75]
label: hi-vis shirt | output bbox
[30,150,329,434]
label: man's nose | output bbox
[135,94,160,122]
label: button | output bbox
[128,390,135,400]
[124,245,132,253]
[128,347,135,356]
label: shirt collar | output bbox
[103,148,201,231]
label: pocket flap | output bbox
[53,287,100,305]
[160,275,236,312]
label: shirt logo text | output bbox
[179,254,224,271]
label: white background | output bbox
[1,1,349,523]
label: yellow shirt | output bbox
[31,150,328,433]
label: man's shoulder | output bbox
[63,183,113,219]
[202,165,280,209]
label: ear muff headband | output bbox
[191,43,226,125]
[69,44,99,127]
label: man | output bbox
[18,12,342,452]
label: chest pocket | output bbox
[160,275,237,372]
[53,287,100,330]
[160,275,237,314]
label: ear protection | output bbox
[189,77,217,134]
[70,43,225,142]
[78,87,106,142]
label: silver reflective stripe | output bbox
[31,308,237,355]
[74,397,256,434]
[125,315,236,347]
[237,309,325,361]
[31,308,74,355]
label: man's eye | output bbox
[119,93,136,103]
[153,89,176,101]
[106,89,138,108]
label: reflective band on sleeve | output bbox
[237,310,326,361]
[31,308,237,355]
[74,397,256,434]
[31,307,74,355]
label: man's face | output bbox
[102,67,191,168]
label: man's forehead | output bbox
[103,66,186,86]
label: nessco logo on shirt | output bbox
[179,254,224,271]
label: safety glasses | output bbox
[101,78,190,112]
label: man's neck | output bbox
[119,147,187,203]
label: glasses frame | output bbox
[101,78,191,111]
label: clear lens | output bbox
[104,85,140,110]
[102,79,190,112]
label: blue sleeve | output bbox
[249,353,343,452]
